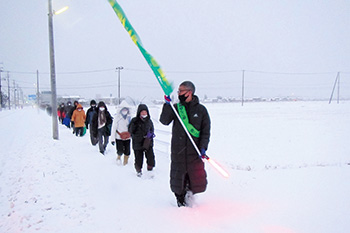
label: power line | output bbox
[3,68,349,76]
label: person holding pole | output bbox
[160,81,211,207]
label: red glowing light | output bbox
[207,158,229,178]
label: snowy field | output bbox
[0,101,349,233]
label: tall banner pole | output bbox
[107,0,229,178]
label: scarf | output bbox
[98,111,106,128]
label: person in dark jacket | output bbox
[85,100,98,145]
[64,101,74,128]
[57,103,66,124]
[160,81,210,207]
[91,101,113,155]
[128,104,156,177]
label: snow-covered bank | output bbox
[1,101,349,233]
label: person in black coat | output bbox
[160,81,211,207]
[91,101,113,155]
[85,100,98,146]
[128,104,156,177]
[64,101,74,128]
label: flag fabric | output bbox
[108,0,174,96]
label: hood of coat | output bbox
[76,104,83,110]
[136,104,150,119]
[97,101,108,112]
[119,107,130,117]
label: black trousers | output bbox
[115,139,131,156]
[90,127,98,146]
[97,127,109,153]
[134,148,155,172]
[75,127,84,136]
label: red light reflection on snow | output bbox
[262,225,298,233]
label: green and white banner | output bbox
[108,0,174,96]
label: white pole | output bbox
[169,103,201,156]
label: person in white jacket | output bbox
[111,106,131,165]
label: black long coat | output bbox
[159,95,211,194]
[128,104,154,151]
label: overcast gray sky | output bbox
[1,0,349,101]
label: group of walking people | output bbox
[57,99,157,177]
[56,81,211,207]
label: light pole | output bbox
[116,66,123,105]
[48,0,58,139]
[47,1,68,139]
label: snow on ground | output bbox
[0,101,349,233]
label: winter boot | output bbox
[185,190,194,207]
[123,155,129,166]
[147,165,153,171]
[116,155,122,165]
[175,193,186,207]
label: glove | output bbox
[111,141,115,146]
[200,148,207,159]
[164,95,172,104]
[146,131,155,139]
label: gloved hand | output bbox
[111,141,115,146]
[164,95,172,104]
[200,148,207,159]
[146,131,155,139]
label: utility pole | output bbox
[116,66,123,105]
[16,84,20,108]
[48,0,59,139]
[20,88,23,108]
[13,80,16,109]
[17,85,21,108]
[37,70,40,107]
[16,84,19,107]
[241,70,245,106]
[337,72,340,104]
[7,72,10,110]
[329,72,340,104]
[0,66,2,111]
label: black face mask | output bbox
[178,94,188,104]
